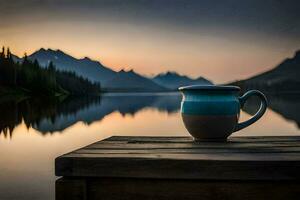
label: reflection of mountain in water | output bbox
[35,94,181,133]
[242,94,300,128]
[0,93,181,137]
[1,92,299,138]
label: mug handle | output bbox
[234,90,268,132]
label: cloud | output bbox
[1,0,300,39]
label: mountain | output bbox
[11,54,22,63]
[152,71,213,90]
[28,48,116,83]
[102,69,167,92]
[12,48,212,92]
[232,50,300,92]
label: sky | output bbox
[0,0,300,83]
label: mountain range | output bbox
[13,48,213,92]
[102,69,166,92]
[13,48,299,93]
[152,71,212,90]
[29,48,116,83]
[232,50,300,92]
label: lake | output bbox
[0,92,300,200]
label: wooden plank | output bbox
[56,178,87,200]
[75,147,300,154]
[85,142,300,150]
[105,136,300,142]
[55,136,300,180]
[56,177,300,200]
[56,156,300,180]
[62,152,300,159]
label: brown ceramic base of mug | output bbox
[182,114,238,141]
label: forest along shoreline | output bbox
[0,47,101,99]
[2,46,300,99]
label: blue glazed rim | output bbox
[178,85,240,91]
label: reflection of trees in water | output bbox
[242,93,300,128]
[2,92,299,138]
[0,94,181,137]
[35,94,181,133]
[0,100,21,138]
[0,96,102,138]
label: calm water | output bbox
[0,92,300,200]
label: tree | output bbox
[0,47,101,95]
[0,47,4,59]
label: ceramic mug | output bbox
[179,85,268,141]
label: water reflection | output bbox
[242,93,300,128]
[0,93,181,137]
[1,92,300,139]
[0,96,102,137]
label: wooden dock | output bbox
[55,136,300,200]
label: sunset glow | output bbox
[1,0,299,83]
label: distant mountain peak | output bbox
[152,71,213,90]
[39,48,46,52]
[119,69,135,74]
[196,76,208,80]
[154,71,192,80]
[55,49,65,54]
[50,49,68,56]
[128,69,135,73]
[160,71,180,77]
[27,48,117,83]
[166,71,178,75]
[34,48,65,56]
[103,69,166,92]
[80,56,94,62]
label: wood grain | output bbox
[55,136,300,180]
[56,177,300,200]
